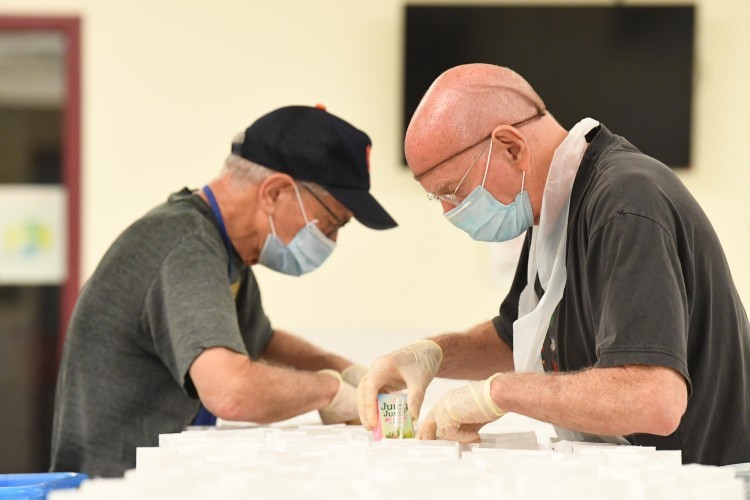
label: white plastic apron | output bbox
[512,118,628,445]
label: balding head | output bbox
[405,64,547,180]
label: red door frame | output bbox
[0,15,81,356]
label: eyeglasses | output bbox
[422,108,545,205]
[414,88,546,183]
[426,137,493,206]
[297,182,347,237]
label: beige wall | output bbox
[1,0,748,362]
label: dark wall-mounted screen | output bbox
[404,5,695,168]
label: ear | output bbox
[256,173,295,215]
[491,125,528,166]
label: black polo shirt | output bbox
[493,125,750,466]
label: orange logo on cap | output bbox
[366,145,371,172]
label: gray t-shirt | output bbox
[493,125,750,466]
[50,188,273,477]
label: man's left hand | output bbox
[417,373,506,443]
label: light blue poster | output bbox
[0,184,67,284]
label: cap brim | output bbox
[325,186,397,230]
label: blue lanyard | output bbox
[191,184,233,427]
[202,185,233,279]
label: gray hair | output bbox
[221,132,276,185]
[222,132,328,198]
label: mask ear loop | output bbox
[481,135,527,193]
[480,137,493,188]
[267,215,278,236]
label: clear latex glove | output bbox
[341,363,368,388]
[318,369,360,425]
[416,373,506,443]
[357,339,443,430]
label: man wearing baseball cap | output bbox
[50,105,397,477]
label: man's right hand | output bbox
[318,370,360,425]
[356,339,443,430]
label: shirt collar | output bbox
[569,124,616,222]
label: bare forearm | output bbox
[190,347,339,423]
[430,320,514,379]
[229,360,338,423]
[490,366,687,436]
[262,329,352,372]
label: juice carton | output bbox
[373,393,414,440]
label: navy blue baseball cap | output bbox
[232,105,397,230]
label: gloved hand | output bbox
[318,369,360,425]
[341,363,368,388]
[417,373,506,443]
[357,339,443,430]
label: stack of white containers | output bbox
[49,424,745,499]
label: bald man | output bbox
[357,64,750,466]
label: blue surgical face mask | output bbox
[259,184,336,276]
[444,138,534,242]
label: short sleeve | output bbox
[142,237,248,397]
[586,214,691,392]
[235,267,273,359]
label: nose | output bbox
[326,228,339,243]
[440,200,456,213]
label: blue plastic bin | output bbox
[0,473,88,499]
